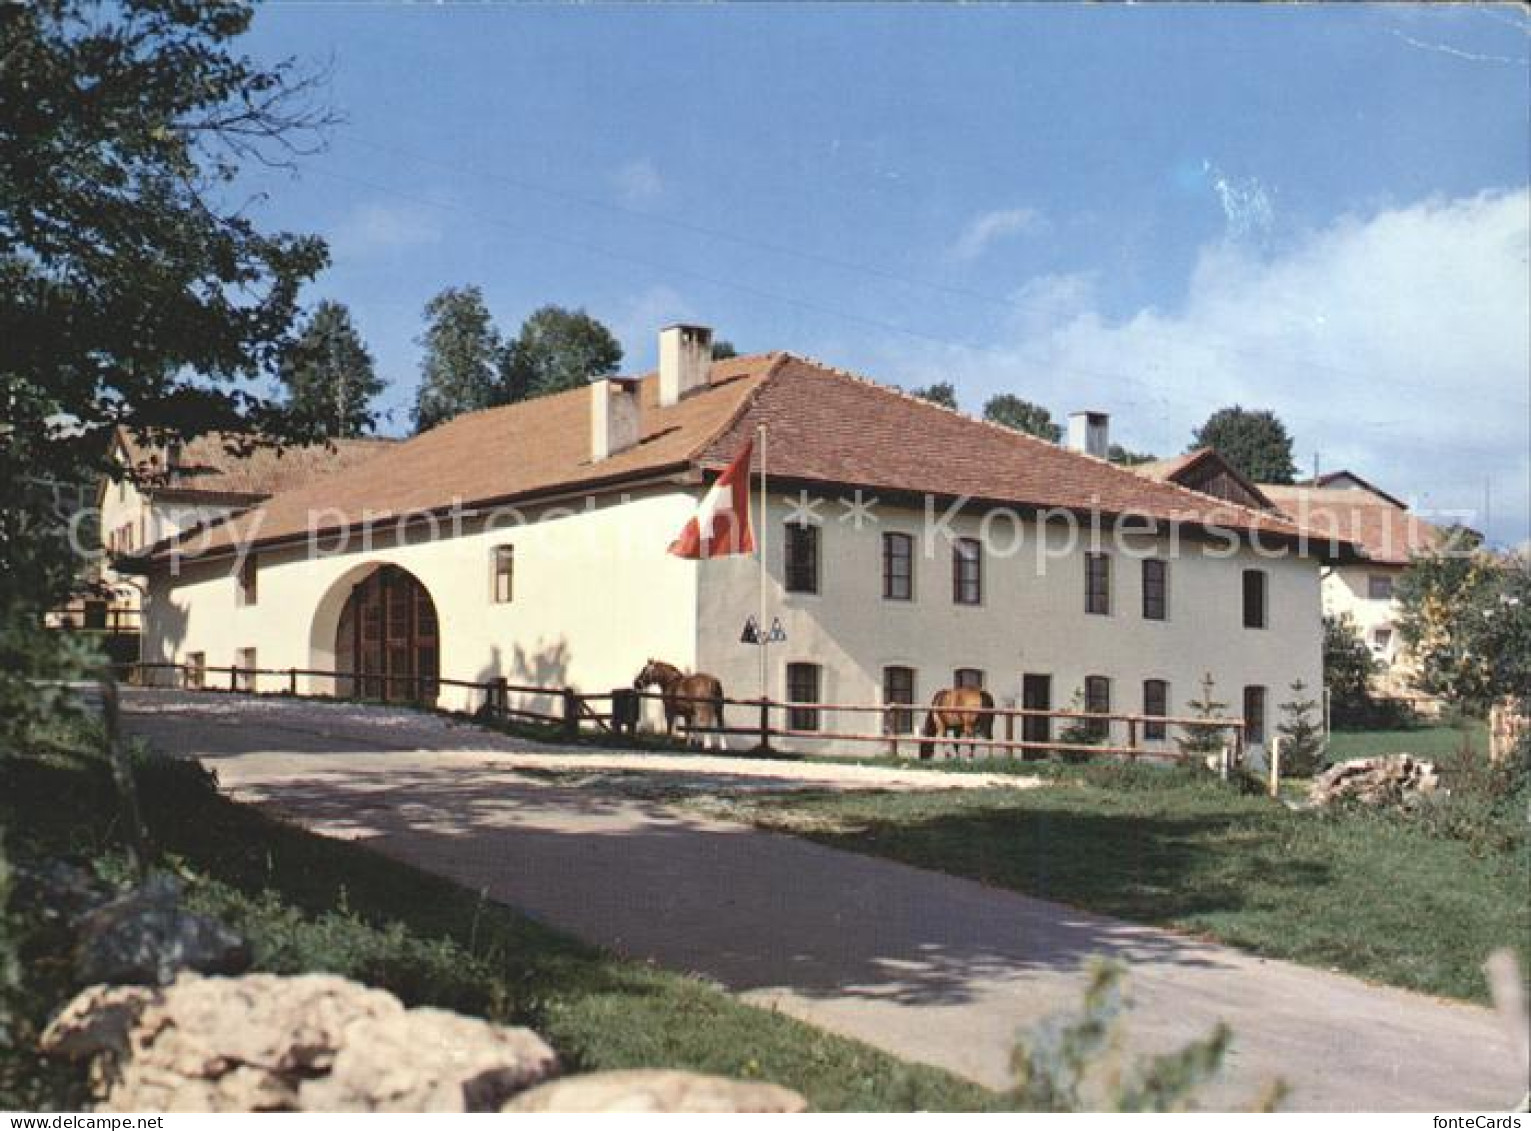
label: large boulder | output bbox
[75,874,251,986]
[41,972,557,1113]
[504,1069,809,1113]
[300,1007,559,1112]
[1307,754,1441,808]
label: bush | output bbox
[1411,734,1531,859]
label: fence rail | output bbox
[118,660,1245,763]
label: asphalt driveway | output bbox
[121,689,1528,1111]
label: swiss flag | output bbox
[668,438,756,559]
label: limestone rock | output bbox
[39,983,157,1060]
[504,1069,809,1113]
[301,1007,559,1112]
[75,874,251,986]
[1307,754,1441,808]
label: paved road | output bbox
[123,689,1528,1112]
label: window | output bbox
[186,652,206,690]
[882,532,913,601]
[1368,574,1395,601]
[1243,685,1267,744]
[236,647,257,693]
[785,523,819,594]
[1022,674,1052,746]
[1085,552,1111,615]
[491,545,515,603]
[1242,569,1267,629]
[1084,675,1111,740]
[1372,627,1393,652]
[1142,559,1168,621]
[883,666,917,734]
[1143,679,1169,741]
[786,663,821,731]
[953,538,982,605]
[954,668,985,690]
[236,555,258,606]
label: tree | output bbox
[1,0,329,736]
[499,305,622,404]
[1176,673,1230,761]
[983,395,1060,442]
[1323,613,1378,726]
[909,381,958,409]
[1276,680,1326,777]
[1189,407,1298,484]
[711,339,739,361]
[278,302,384,438]
[413,288,502,431]
[1108,443,1157,467]
[1396,545,1531,712]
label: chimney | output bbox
[1066,411,1110,459]
[590,375,642,462]
[658,324,713,407]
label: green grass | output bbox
[1326,720,1486,763]
[0,721,998,1112]
[697,757,1528,1005]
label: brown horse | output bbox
[634,659,728,751]
[920,687,995,760]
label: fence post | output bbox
[757,698,772,752]
[492,677,508,719]
[561,687,580,740]
[1269,736,1283,799]
[288,667,298,697]
[1004,711,1015,758]
[1127,718,1138,760]
[229,665,237,694]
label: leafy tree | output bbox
[909,381,958,409]
[1190,406,1298,484]
[413,287,502,431]
[1276,680,1326,776]
[1,0,328,733]
[711,339,739,361]
[1396,546,1530,712]
[499,305,622,403]
[1176,673,1230,760]
[278,301,384,438]
[1323,613,1379,726]
[983,395,1061,442]
[1108,443,1157,467]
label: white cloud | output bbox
[949,206,1044,262]
[611,285,696,365]
[613,157,664,207]
[1202,161,1275,242]
[889,188,1531,546]
[330,202,442,258]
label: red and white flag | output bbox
[668,438,755,559]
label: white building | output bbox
[136,326,1352,756]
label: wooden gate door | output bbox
[350,566,439,703]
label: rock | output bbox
[13,859,115,924]
[504,1070,809,1113]
[75,874,252,986]
[1307,754,1441,808]
[301,1007,558,1112]
[41,972,557,1113]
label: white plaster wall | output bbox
[142,487,701,716]
[697,496,1324,757]
[1322,564,1404,667]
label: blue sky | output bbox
[239,3,1530,546]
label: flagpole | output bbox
[757,424,769,716]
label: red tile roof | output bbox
[152,353,1352,562]
[1260,485,1444,566]
[117,429,396,502]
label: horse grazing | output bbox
[633,659,728,751]
[919,687,995,760]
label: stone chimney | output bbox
[1066,411,1110,459]
[658,324,713,407]
[590,375,642,462]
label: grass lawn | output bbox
[691,757,1528,1005]
[1327,720,1485,762]
[0,722,999,1112]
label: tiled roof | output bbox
[1129,448,1275,510]
[153,352,1350,561]
[1131,451,1204,482]
[1260,485,1443,566]
[117,429,396,502]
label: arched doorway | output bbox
[335,565,439,704]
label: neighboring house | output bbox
[1259,474,1446,686]
[134,325,1353,756]
[1131,449,1275,512]
[92,428,393,643]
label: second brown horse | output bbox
[919,686,995,759]
[634,659,728,751]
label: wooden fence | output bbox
[119,660,1244,763]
